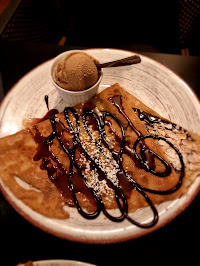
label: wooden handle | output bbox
[96,55,141,69]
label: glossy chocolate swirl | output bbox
[32,95,184,228]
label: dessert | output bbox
[0,84,199,227]
[55,52,99,91]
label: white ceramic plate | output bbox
[19,259,95,266]
[0,48,200,243]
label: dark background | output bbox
[1,0,200,55]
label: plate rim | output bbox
[1,48,199,112]
[0,48,200,244]
[85,48,200,106]
[18,259,96,266]
[1,175,199,244]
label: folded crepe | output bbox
[0,84,199,226]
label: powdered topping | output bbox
[133,108,200,173]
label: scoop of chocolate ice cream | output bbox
[55,52,99,91]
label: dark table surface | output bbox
[0,40,200,265]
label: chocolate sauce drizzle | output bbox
[32,95,184,228]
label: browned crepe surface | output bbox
[0,83,199,218]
